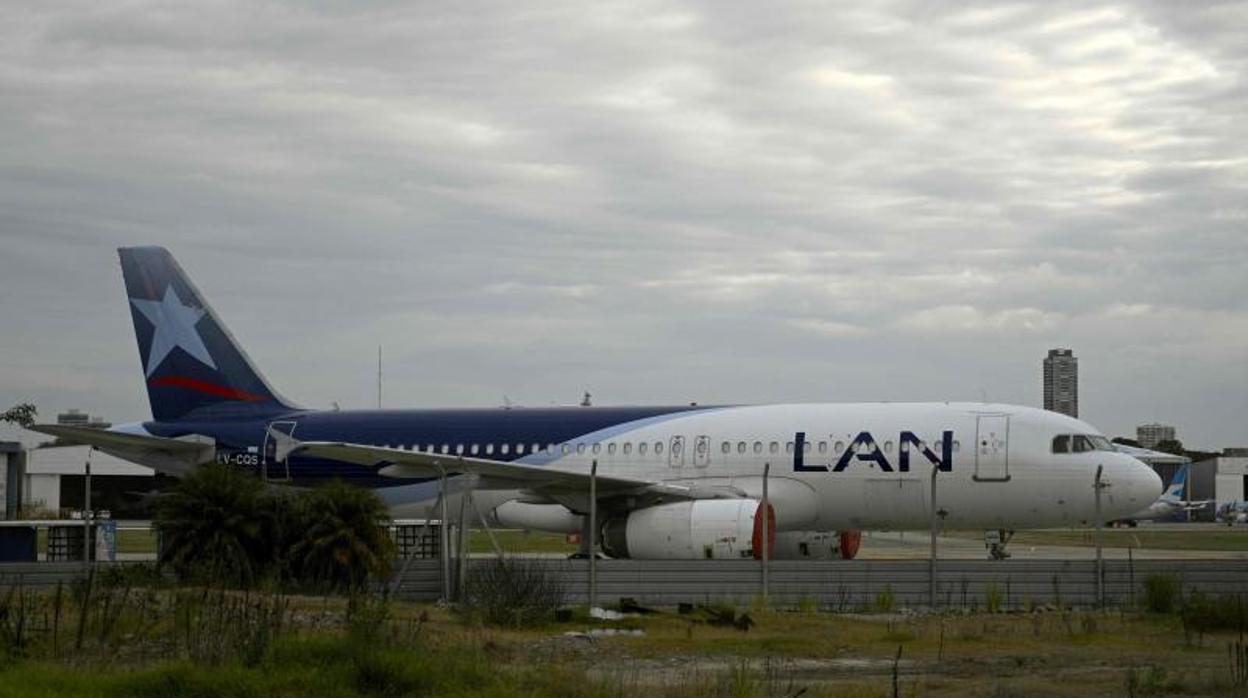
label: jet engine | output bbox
[600,499,775,560]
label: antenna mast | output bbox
[377,345,382,409]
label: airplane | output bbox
[1113,464,1212,526]
[29,247,1164,560]
[1216,502,1248,525]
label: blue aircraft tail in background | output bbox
[119,246,297,421]
[1160,464,1188,504]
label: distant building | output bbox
[1190,455,1248,519]
[56,409,110,429]
[1137,423,1177,450]
[0,442,24,520]
[1042,348,1078,418]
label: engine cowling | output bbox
[601,499,775,560]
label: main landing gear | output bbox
[985,529,1014,560]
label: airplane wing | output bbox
[25,424,215,476]
[291,440,722,502]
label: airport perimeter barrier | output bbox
[389,558,1248,609]
[5,559,1248,610]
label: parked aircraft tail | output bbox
[119,246,297,421]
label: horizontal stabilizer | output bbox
[26,424,216,477]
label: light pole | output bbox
[761,462,770,606]
[589,459,598,610]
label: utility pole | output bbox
[377,345,382,409]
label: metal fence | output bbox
[394,558,1248,608]
[6,558,1248,610]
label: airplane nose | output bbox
[1130,458,1164,503]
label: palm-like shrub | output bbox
[154,465,267,586]
[289,481,395,591]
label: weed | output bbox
[1142,573,1181,614]
[985,582,1004,614]
[461,558,564,627]
[873,585,896,614]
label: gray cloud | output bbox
[1,0,1245,448]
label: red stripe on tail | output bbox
[148,375,265,402]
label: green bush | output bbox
[462,559,564,627]
[1142,573,1181,614]
[154,467,394,592]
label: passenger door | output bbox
[973,414,1010,482]
[262,421,297,482]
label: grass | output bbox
[1,577,1246,697]
[468,529,578,555]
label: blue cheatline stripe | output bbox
[515,406,732,466]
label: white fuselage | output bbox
[394,402,1162,532]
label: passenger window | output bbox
[722,441,731,454]
[671,441,681,456]
[484,444,493,455]
[502,444,511,455]
[818,441,827,454]
[639,442,648,455]
[455,444,464,454]
[515,444,525,455]
[786,442,793,453]
[737,441,747,454]
[624,442,632,455]
[577,443,586,454]
[884,441,894,453]
[592,443,601,454]
[561,444,569,454]
[441,444,449,454]
[769,442,779,454]
[803,442,812,454]
[655,442,663,455]
[952,440,960,452]
[834,441,844,453]
[753,441,763,454]
[471,444,479,455]
[608,443,616,455]
[1052,435,1070,454]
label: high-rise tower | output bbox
[1043,348,1078,418]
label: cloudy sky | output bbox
[1,1,1245,448]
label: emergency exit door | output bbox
[973,414,1010,482]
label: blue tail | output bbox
[119,247,297,421]
[1161,464,1188,503]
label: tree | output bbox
[1154,439,1186,457]
[154,465,269,586]
[289,481,395,591]
[0,402,37,428]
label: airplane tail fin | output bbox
[119,247,298,421]
[1161,464,1189,503]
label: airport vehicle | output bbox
[1114,464,1212,525]
[30,247,1163,560]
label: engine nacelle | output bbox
[601,499,775,560]
[492,501,583,534]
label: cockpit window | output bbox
[1052,435,1070,454]
[1055,433,1115,454]
[1088,435,1114,451]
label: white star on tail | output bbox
[130,286,217,377]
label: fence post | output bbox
[1094,465,1105,608]
[930,463,940,608]
[761,462,770,607]
[589,459,598,610]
